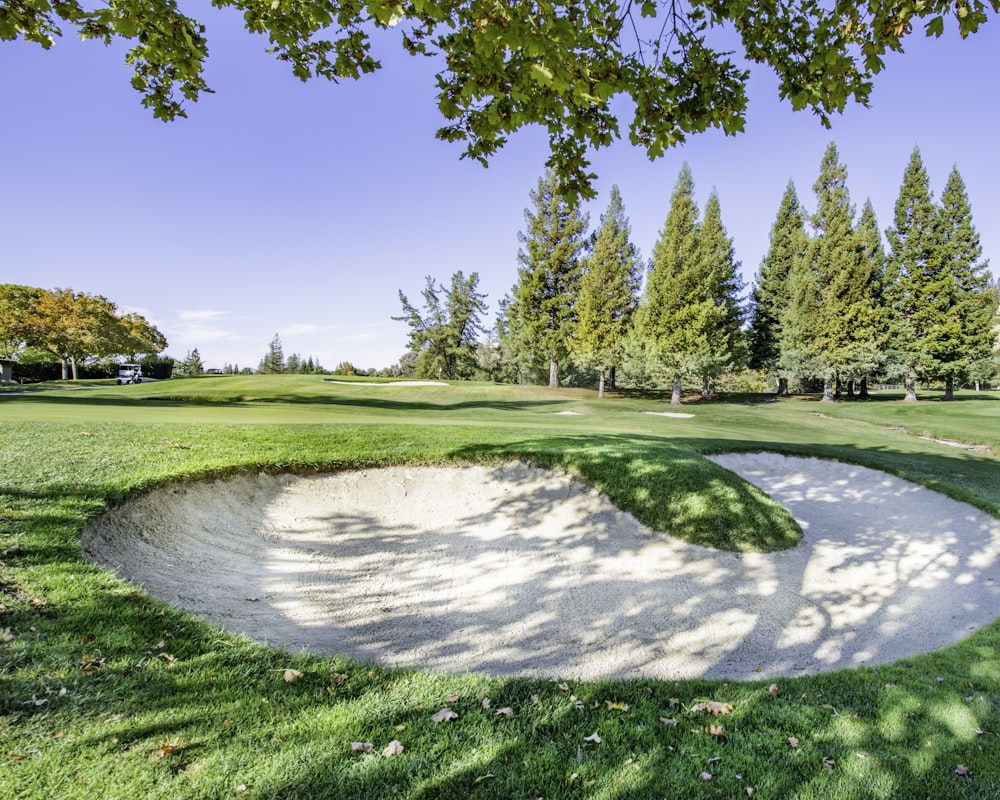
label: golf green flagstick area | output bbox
[2,376,999,798]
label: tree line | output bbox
[0,285,167,381]
[395,142,999,400]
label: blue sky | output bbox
[2,13,998,372]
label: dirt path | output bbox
[82,455,1000,680]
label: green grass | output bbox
[2,377,1000,798]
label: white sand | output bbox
[82,454,1000,681]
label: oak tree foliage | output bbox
[5,0,995,199]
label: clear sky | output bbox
[2,13,998,372]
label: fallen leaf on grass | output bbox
[382,740,404,757]
[495,707,513,717]
[583,732,602,744]
[768,684,779,695]
[707,724,726,737]
[158,653,176,668]
[605,700,629,712]
[446,693,460,703]
[746,788,755,797]
[955,764,972,776]
[691,701,733,716]
[700,772,713,781]
[0,629,13,644]
[481,698,491,710]
[155,738,183,759]
[788,737,800,749]
[822,757,836,774]
[233,785,247,793]
[431,708,458,723]
[29,598,47,608]
[283,669,303,683]
[350,742,374,753]
[80,655,105,674]
[660,717,678,726]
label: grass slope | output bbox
[1,377,999,799]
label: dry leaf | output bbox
[583,732,602,743]
[660,717,678,726]
[80,655,105,674]
[700,772,713,781]
[495,707,513,717]
[233,785,247,793]
[29,598,47,608]
[788,737,800,749]
[481,698,491,710]
[768,684,779,695]
[330,672,348,683]
[350,742,374,753]
[431,708,458,723]
[446,693,460,703]
[394,724,406,732]
[605,700,629,711]
[0,629,13,644]
[746,788,755,797]
[283,669,304,683]
[707,724,726,737]
[955,764,972,776]
[691,700,733,716]
[531,695,540,705]
[558,683,570,691]
[382,740,404,757]
[822,757,836,774]
[155,738,183,759]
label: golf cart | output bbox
[117,364,143,385]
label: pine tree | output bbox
[258,334,286,374]
[180,348,203,376]
[689,190,745,399]
[885,147,941,401]
[748,180,808,395]
[932,165,996,399]
[570,185,642,398]
[394,271,488,379]
[508,170,589,388]
[286,353,301,373]
[636,163,702,405]
[852,199,887,398]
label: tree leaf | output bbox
[283,669,304,683]
[583,732,601,743]
[382,740,404,757]
[350,742,374,753]
[431,708,458,723]
[690,700,733,716]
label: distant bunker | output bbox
[83,456,1000,681]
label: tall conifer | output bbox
[509,170,589,387]
[885,146,941,401]
[933,165,996,398]
[637,163,701,405]
[749,180,808,395]
[571,185,642,398]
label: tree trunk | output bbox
[904,375,918,402]
[598,369,605,399]
[671,374,682,406]
[858,376,870,400]
[70,357,79,381]
[60,358,69,380]
[548,356,559,388]
[834,375,843,399]
[777,376,788,397]
[846,379,855,398]
[821,376,835,402]
[943,375,955,400]
[608,366,616,391]
[701,375,710,401]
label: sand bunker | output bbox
[82,455,1000,681]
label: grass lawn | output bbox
[2,376,999,798]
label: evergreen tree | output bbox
[852,198,887,398]
[931,165,997,398]
[748,180,808,395]
[394,271,488,379]
[570,185,642,398]
[258,334,286,374]
[179,348,203,376]
[688,190,745,399]
[635,163,702,405]
[286,353,301,373]
[508,170,589,388]
[885,147,942,401]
